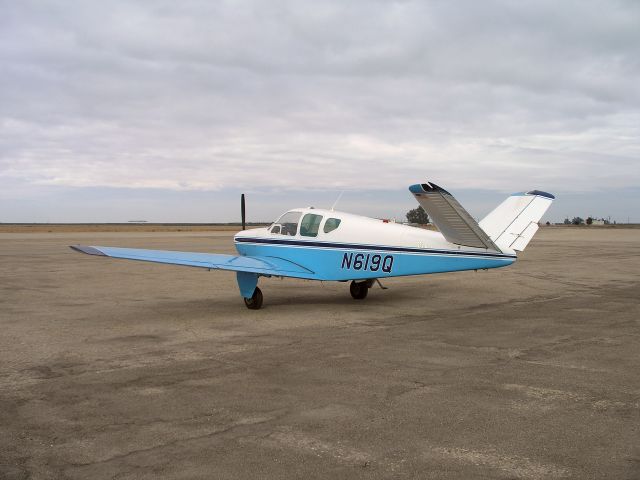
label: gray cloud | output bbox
[1,0,639,208]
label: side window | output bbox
[271,211,301,236]
[300,214,323,237]
[323,218,341,234]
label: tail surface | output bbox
[409,182,500,251]
[479,190,554,252]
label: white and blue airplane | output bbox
[71,182,554,309]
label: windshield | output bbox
[270,211,301,236]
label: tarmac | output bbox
[1,227,639,479]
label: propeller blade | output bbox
[241,194,246,230]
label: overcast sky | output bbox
[1,0,639,223]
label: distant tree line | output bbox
[406,208,613,227]
[562,217,611,225]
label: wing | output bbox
[409,182,501,251]
[70,245,315,278]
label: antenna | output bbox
[331,191,344,211]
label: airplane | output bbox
[70,182,554,309]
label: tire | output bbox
[244,287,264,310]
[349,281,369,300]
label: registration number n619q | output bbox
[341,253,394,273]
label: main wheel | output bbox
[244,287,263,310]
[349,281,369,300]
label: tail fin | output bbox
[479,190,554,252]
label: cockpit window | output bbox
[271,211,301,236]
[323,218,341,234]
[300,213,323,237]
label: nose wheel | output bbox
[244,287,264,309]
[349,281,369,300]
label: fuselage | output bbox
[234,208,516,282]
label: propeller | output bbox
[241,193,246,230]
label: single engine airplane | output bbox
[71,182,554,309]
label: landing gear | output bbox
[349,280,369,300]
[244,287,263,310]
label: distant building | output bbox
[591,219,605,225]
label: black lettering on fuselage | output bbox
[341,252,394,273]
[382,255,394,273]
[341,253,353,269]
[353,253,364,270]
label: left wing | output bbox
[70,245,315,278]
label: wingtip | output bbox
[409,182,452,196]
[511,190,556,200]
[70,245,106,256]
[526,190,555,200]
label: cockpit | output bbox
[269,211,342,237]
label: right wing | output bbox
[409,182,501,251]
[70,245,315,278]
